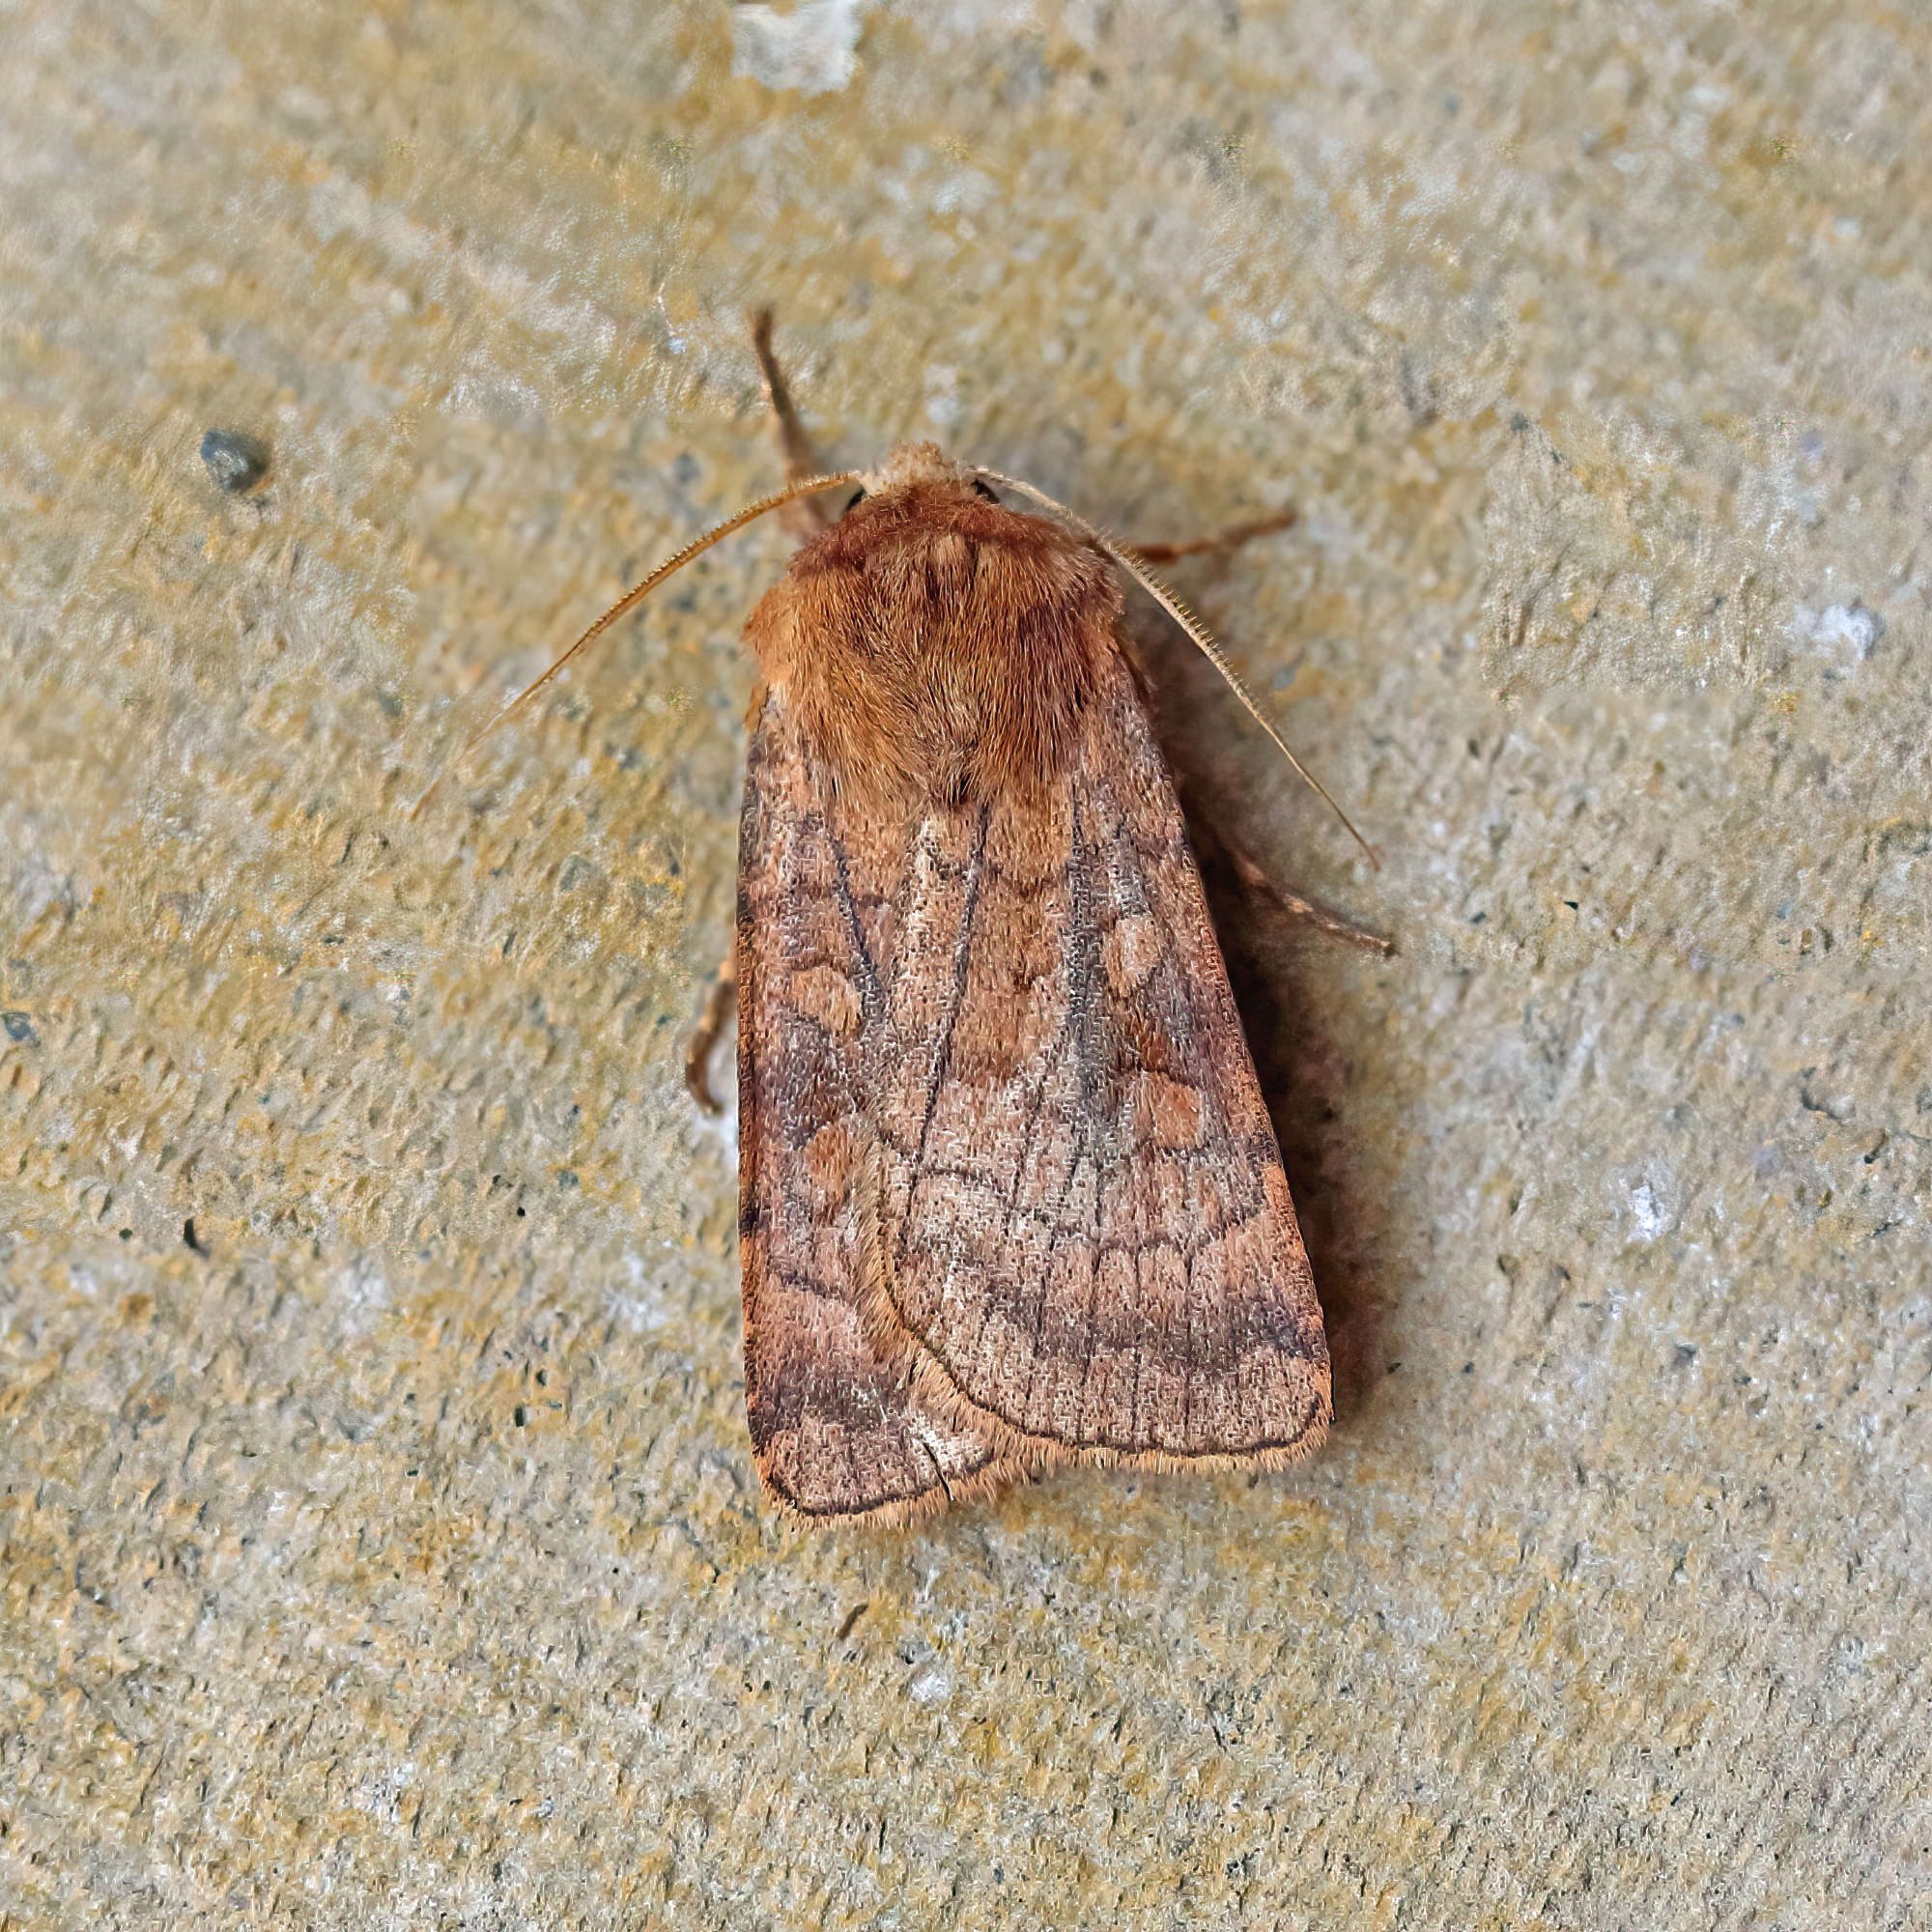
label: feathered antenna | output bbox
[978,469,1379,871]
[410,470,860,820]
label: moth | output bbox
[440,315,1381,1525]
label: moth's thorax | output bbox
[743,441,1122,809]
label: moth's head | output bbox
[831,440,1015,533]
[857,440,978,497]
[744,441,1122,809]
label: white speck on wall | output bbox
[923,366,961,426]
[12,855,81,924]
[1630,1182,1665,1241]
[1796,600,1884,668]
[731,0,868,95]
[338,1256,389,1333]
[356,1762,415,1826]
[908,1665,952,1707]
[607,1251,676,1335]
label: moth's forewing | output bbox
[735,696,1030,1524]
[848,655,1328,1472]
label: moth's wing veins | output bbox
[866,653,1332,1467]
[735,696,1027,1522]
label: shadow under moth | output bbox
[439,314,1382,1526]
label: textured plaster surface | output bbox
[2,3,1929,1926]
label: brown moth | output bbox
[438,315,1380,1525]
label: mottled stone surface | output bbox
[2,3,1928,1925]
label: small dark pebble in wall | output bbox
[200,429,270,493]
[184,1217,204,1253]
[2,1011,36,1044]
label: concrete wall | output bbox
[2,3,1926,1924]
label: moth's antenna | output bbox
[411,470,860,820]
[979,469,1379,871]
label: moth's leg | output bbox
[749,309,838,544]
[1122,507,1383,951]
[1132,508,1297,566]
[1225,839,1392,954]
[1155,741,1390,954]
[684,949,738,1113]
